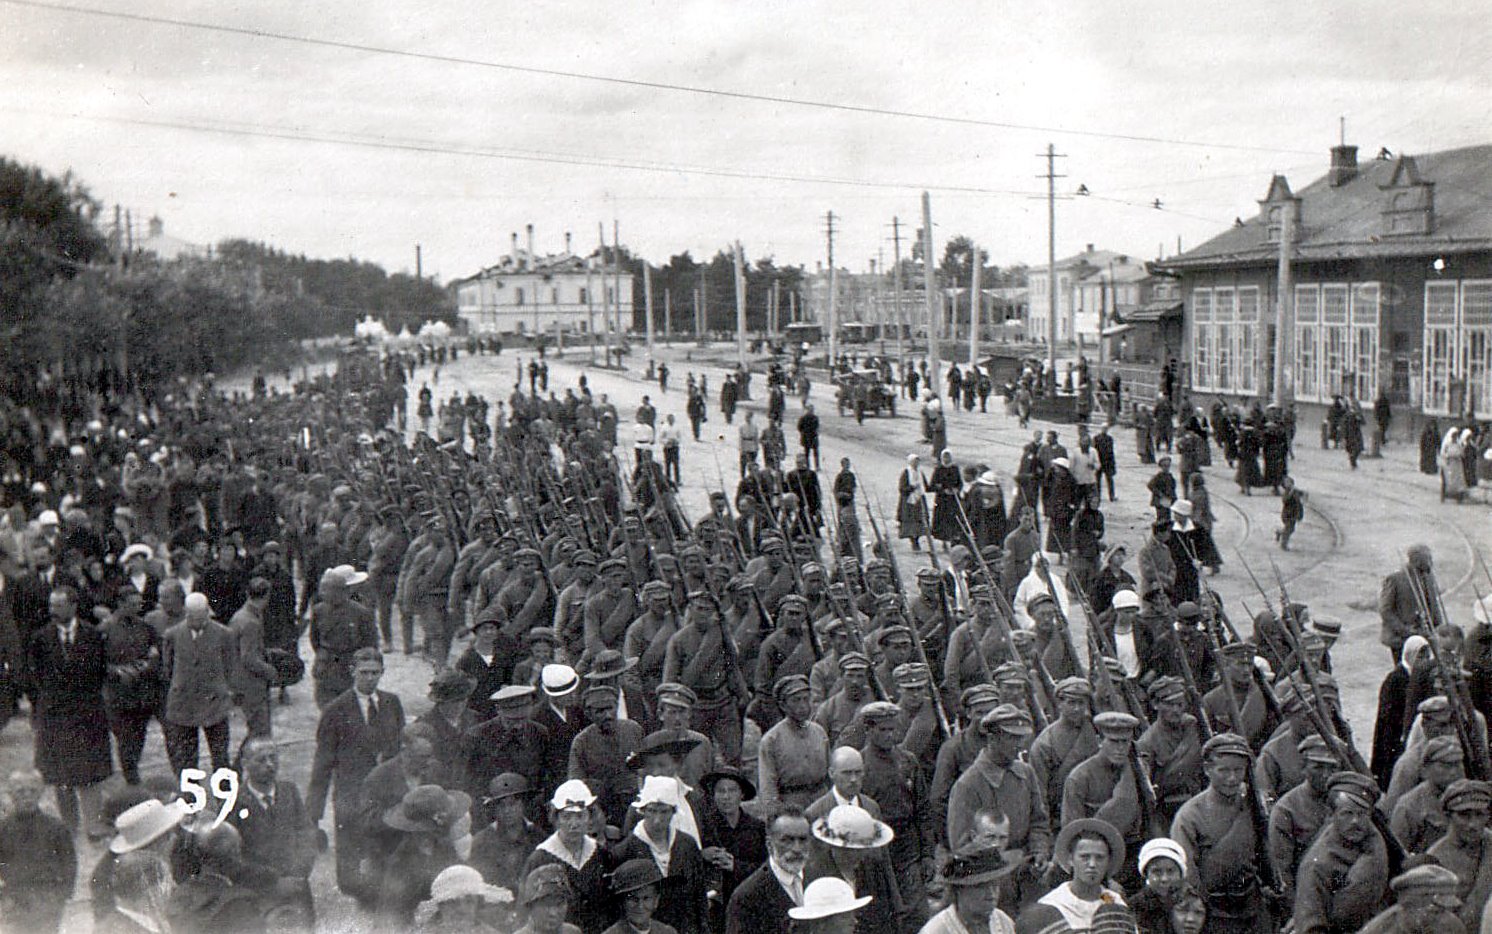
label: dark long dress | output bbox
[1370,666,1409,790]
[929,464,964,543]
[965,486,1008,551]
[1261,422,1290,489]
[1235,427,1261,491]
[1420,420,1441,475]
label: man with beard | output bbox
[568,682,645,826]
[1426,778,1492,932]
[1029,677,1099,822]
[583,558,639,665]
[1292,771,1391,934]
[758,676,832,813]
[1137,677,1206,826]
[1269,736,1345,916]
[662,591,749,765]
[726,807,812,934]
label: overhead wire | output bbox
[1,0,1320,157]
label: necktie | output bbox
[366,695,378,725]
[790,875,803,905]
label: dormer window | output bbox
[1379,155,1434,237]
[1258,175,1300,244]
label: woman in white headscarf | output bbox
[897,453,929,551]
[1441,426,1468,501]
[1369,634,1428,789]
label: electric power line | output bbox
[2,0,1320,157]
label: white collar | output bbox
[115,906,163,934]
[536,832,597,870]
[768,856,804,904]
[831,787,860,809]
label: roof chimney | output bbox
[565,231,572,255]
[510,232,519,259]
[1329,144,1359,187]
[1086,243,1094,253]
[526,224,535,262]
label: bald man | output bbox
[805,748,884,823]
[161,592,238,775]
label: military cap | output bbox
[801,562,826,578]
[915,567,940,581]
[865,558,891,574]
[759,534,786,552]
[1389,863,1461,898]
[875,593,903,610]
[1100,657,1129,681]
[1327,771,1380,810]
[1313,672,1340,697]
[642,580,672,596]
[1201,732,1252,761]
[979,545,1004,565]
[774,675,811,702]
[599,557,629,573]
[654,683,698,708]
[893,663,932,689]
[1009,629,1036,650]
[1424,734,1466,764]
[860,702,902,725]
[1026,592,1057,611]
[676,543,706,558]
[979,704,1034,737]
[1419,695,1454,719]
[514,547,542,562]
[969,583,996,603]
[1054,676,1093,700]
[686,589,719,609]
[1312,616,1343,637]
[815,617,849,640]
[525,627,558,647]
[1093,711,1141,736]
[571,549,599,567]
[1175,601,1202,620]
[1274,681,1310,713]
[778,595,808,613]
[1217,641,1257,661]
[993,662,1028,686]
[960,683,1001,712]
[582,682,620,702]
[1441,778,1492,813]
[1297,734,1339,764]
[522,863,573,905]
[838,652,871,673]
[1147,676,1187,703]
[876,625,913,648]
[826,581,850,595]
[429,669,475,703]
[726,575,755,593]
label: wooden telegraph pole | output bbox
[1042,144,1065,380]
[825,210,838,367]
[1273,196,1297,402]
[598,223,612,366]
[644,262,655,360]
[921,192,941,394]
[733,242,748,367]
[891,216,905,365]
[969,242,981,366]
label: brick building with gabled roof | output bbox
[1158,142,1492,417]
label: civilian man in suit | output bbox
[306,646,404,905]
[726,806,811,934]
[26,584,114,836]
[228,577,275,738]
[160,592,237,775]
[1380,544,1441,663]
[12,541,60,637]
[227,736,315,919]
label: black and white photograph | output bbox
[2,2,1491,932]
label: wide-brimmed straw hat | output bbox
[788,877,872,920]
[811,803,894,850]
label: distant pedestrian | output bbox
[798,404,821,471]
[660,415,682,487]
[897,454,930,552]
[738,412,760,477]
[1277,476,1305,550]
[658,362,669,393]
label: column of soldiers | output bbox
[0,340,1484,934]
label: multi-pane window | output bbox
[1192,289,1214,390]
[1191,287,1261,394]
[1293,282,1380,403]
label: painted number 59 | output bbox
[179,767,240,828]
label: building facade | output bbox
[1028,246,1147,347]
[453,232,634,336]
[1160,144,1492,416]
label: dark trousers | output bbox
[664,444,681,485]
[164,718,230,776]
[334,805,374,904]
[1101,469,1116,501]
[108,706,159,784]
[239,684,272,738]
[802,438,820,470]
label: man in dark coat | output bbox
[306,647,405,905]
[164,824,267,934]
[0,767,76,934]
[1380,545,1440,664]
[27,584,113,835]
[101,590,165,785]
[726,807,811,934]
[462,685,553,824]
[227,737,315,918]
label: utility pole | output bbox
[890,216,905,364]
[1040,144,1066,379]
[1273,196,1297,403]
[599,223,612,367]
[699,268,708,345]
[969,243,981,366]
[586,257,597,364]
[613,219,623,346]
[664,289,672,346]
[920,192,941,394]
[825,210,838,367]
[643,262,655,360]
[733,242,748,367]
[415,244,423,280]
[771,279,781,336]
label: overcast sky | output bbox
[5,0,1490,282]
